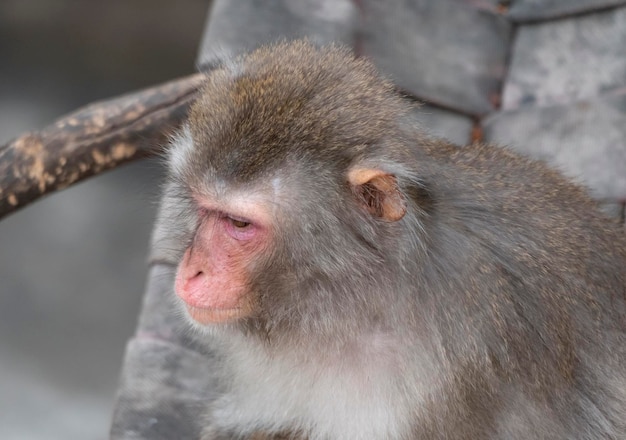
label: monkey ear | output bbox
[348,168,407,221]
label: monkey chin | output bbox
[184,304,244,325]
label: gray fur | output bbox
[162,41,626,439]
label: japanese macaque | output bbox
[161,40,626,439]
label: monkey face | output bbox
[166,41,420,337]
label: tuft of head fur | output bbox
[186,40,413,184]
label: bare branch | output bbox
[0,73,205,220]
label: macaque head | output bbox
[167,41,425,336]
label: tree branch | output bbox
[0,73,205,220]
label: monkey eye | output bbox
[221,214,257,241]
[230,218,251,229]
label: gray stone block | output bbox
[359,0,512,116]
[134,264,189,347]
[483,92,626,201]
[110,338,218,440]
[509,0,626,22]
[410,103,474,146]
[502,7,626,109]
[458,0,508,14]
[111,264,220,440]
[197,0,357,68]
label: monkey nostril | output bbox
[189,270,205,282]
[181,269,208,300]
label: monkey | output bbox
[158,40,626,439]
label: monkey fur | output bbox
[161,41,626,439]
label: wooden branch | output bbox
[0,73,205,220]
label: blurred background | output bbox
[0,1,210,438]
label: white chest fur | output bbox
[209,331,435,440]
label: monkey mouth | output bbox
[184,304,244,324]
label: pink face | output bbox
[174,199,270,325]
